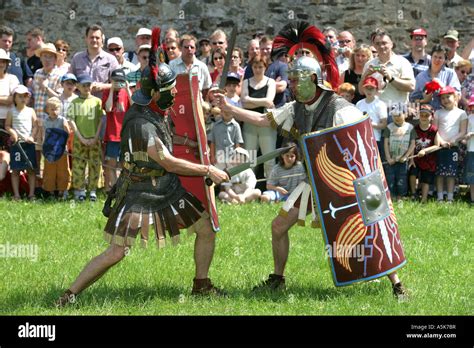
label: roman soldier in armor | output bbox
[56,28,229,307]
[216,22,408,299]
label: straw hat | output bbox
[35,43,61,58]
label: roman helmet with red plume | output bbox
[132,27,177,107]
[272,21,340,90]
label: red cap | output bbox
[468,95,474,107]
[410,28,427,37]
[362,76,378,89]
[438,86,457,96]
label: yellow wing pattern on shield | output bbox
[315,143,367,273]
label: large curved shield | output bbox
[301,115,406,286]
[170,73,219,232]
[42,128,69,163]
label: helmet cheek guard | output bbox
[288,56,331,103]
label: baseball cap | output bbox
[468,95,474,107]
[419,104,434,115]
[410,28,427,37]
[110,68,126,82]
[77,74,93,84]
[137,44,152,53]
[61,73,77,83]
[443,29,459,41]
[389,102,407,116]
[199,38,210,45]
[362,76,378,89]
[13,85,31,95]
[226,72,241,84]
[136,28,152,37]
[438,86,457,96]
[107,37,123,48]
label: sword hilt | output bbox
[205,168,230,186]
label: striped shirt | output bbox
[268,161,306,194]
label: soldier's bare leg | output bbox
[271,207,299,275]
[69,244,127,294]
[194,218,216,279]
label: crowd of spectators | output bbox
[0,22,473,205]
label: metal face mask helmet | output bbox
[288,56,332,103]
[156,62,177,110]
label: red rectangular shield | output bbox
[301,115,406,286]
[171,73,220,232]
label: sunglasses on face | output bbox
[458,70,469,74]
[214,56,223,61]
[412,36,425,41]
[212,41,224,45]
[109,47,122,52]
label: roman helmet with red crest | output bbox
[132,27,177,110]
[272,21,340,103]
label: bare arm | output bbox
[0,95,13,106]
[147,137,229,184]
[461,38,474,60]
[275,79,287,94]
[451,119,468,144]
[217,93,271,127]
[5,110,18,142]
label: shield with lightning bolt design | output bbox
[301,115,406,286]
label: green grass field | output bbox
[0,197,472,315]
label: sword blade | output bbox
[226,145,293,177]
[218,26,237,90]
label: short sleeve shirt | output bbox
[68,96,103,138]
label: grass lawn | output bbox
[0,197,472,316]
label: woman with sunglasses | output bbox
[165,38,181,62]
[454,59,472,110]
[210,48,226,84]
[54,40,71,76]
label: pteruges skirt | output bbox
[104,192,208,248]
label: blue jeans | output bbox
[385,162,408,197]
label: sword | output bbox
[205,145,293,186]
[218,25,237,91]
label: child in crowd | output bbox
[225,72,242,107]
[408,104,439,203]
[68,74,104,202]
[383,103,416,201]
[59,73,78,119]
[261,143,306,203]
[5,85,38,200]
[356,76,387,154]
[433,86,468,203]
[218,147,261,204]
[462,96,474,204]
[209,100,243,169]
[41,97,71,199]
[102,69,131,192]
[337,82,356,104]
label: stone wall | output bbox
[1,0,472,56]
